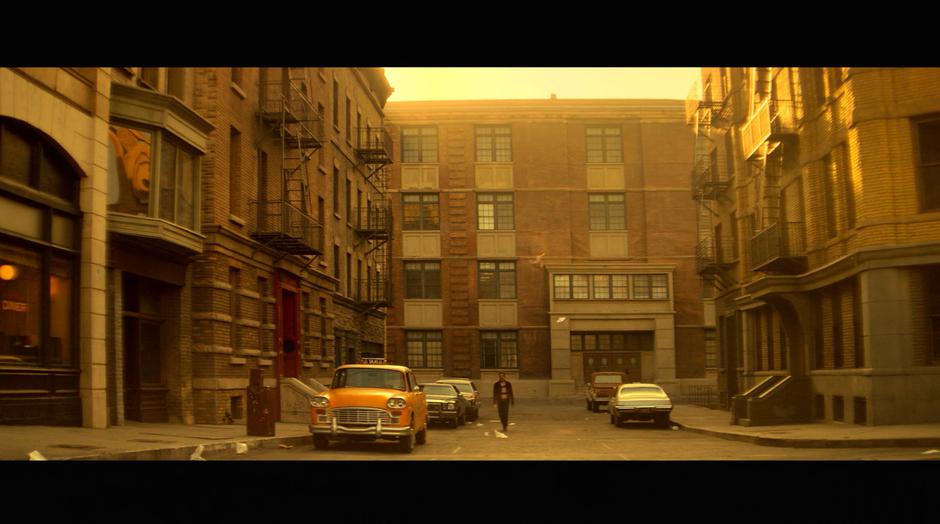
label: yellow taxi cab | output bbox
[308,360,428,453]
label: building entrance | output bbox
[122,273,169,422]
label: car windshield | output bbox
[332,368,406,391]
[619,386,667,397]
[594,375,623,384]
[421,384,456,396]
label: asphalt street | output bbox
[214,398,933,460]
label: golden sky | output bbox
[383,67,702,102]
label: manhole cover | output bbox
[49,444,104,450]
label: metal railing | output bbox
[249,200,323,255]
[355,204,391,233]
[749,221,806,272]
[355,127,393,164]
[768,98,798,136]
[695,237,736,275]
[355,277,389,305]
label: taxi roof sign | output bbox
[359,357,387,364]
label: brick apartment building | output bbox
[0,67,392,426]
[689,67,940,425]
[384,99,711,399]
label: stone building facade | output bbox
[384,99,709,399]
[1,67,392,426]
[690,67,940,425]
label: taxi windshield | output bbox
[332,368,406,391]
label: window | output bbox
[167,68,185,100]
[107,123,198,231]
[332,166,339,214]
[405,261,441,299]
[402,193,439,230]
[345,96,351,138]
[633,274,669,300]
[229,127,241,219]
[478,262,516,299]
[481,331,517,369]
[553,274,589,300]
[927,267,940,363]
[592,275,628,299]
[0,119,81,369]
[823,153,838,239]
[332,79,339,128]
[356,110,362,148]
[401,126,437,163]
[319,297,328,358]
[140,68,160,90]
[229,268,240,353]
[570,332,653,352]
[333,244,340,279]
[916,117,940,211]
[475,125,512,162]
[705,329,718,368]
[346,253,352,297]
[840,145,857,228]
[589,193,625,230]
[586,126,622,163]
[345,178,351,221]
[406,331,442,368]
[477,193,514,230]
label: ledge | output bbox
[108,212,205,255]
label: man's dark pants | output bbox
[497,400,510,430]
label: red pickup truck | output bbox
[586,372,626,412]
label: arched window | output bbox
[0,117,81,368]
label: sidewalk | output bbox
[3,401,940,460]
[670,403,940,449]
[0,420,313,461]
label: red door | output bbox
[274,271,301,380]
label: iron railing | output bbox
[356,277,389,306]
[355,204,391,234]
[249,200,323,255]
[355,127,393,164]
[749,221,806,272]
[695,237,737,275]
[768,98,798,137]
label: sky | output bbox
[383,67,702,102]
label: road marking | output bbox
[452,447,461,454]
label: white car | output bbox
[607,383,673,428]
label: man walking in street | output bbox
[492,372,514,432]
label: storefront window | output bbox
[0,245,41,365]
[48,255,74,367]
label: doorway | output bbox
[280,289,300,379]
[122,273,169,422]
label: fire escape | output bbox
[688,85,734,292]
[740,68,805,275]
[353,125,393,312]
[250,68,323,262]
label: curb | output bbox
[674,422,940,449]
[63,434,313,461]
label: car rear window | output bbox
[446,383,473,393]
[594,375,623,384]
[618,386,667,397]
[421,384,457,396]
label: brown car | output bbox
[586,372,626,412]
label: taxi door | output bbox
[409,371,426,428]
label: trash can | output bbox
[247,368,276,436]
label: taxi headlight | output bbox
[446,402,456,410]
[387,397,407,409]
[310,397,329,408]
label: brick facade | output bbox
[695,67,940,424]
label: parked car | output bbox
[436,378,481,421]
[607,383,673,428]
[420,383,468,428]
[308,363,428,453]
[586,371,626,412]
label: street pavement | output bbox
[3,398,940,460]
